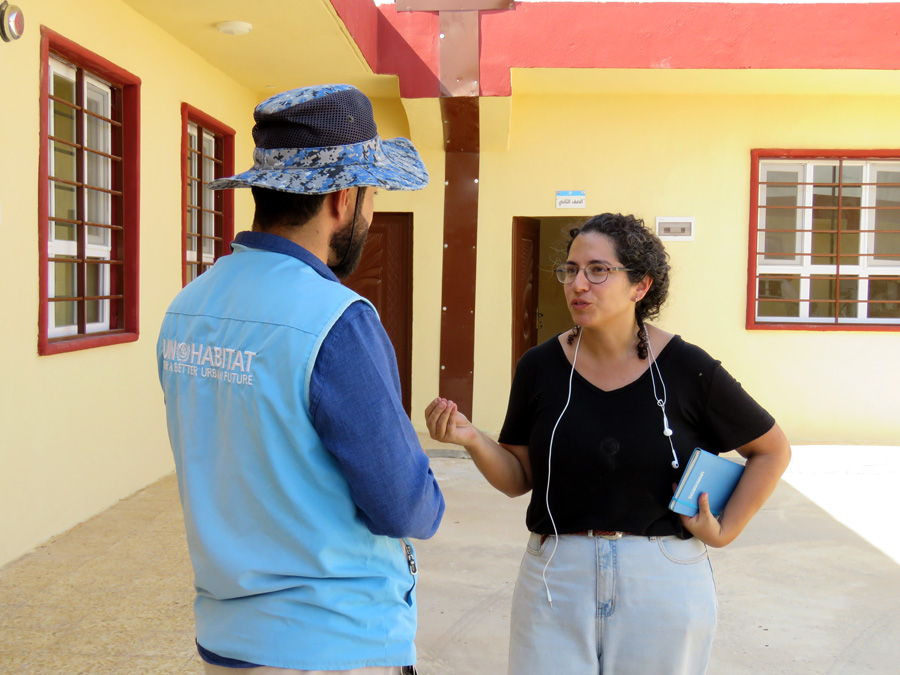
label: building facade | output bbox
[1,0,898,566]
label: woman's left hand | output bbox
[679,493,727,547]
[679,424,791,548]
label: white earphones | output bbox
[647,339,680,469]
[663,417,673,436]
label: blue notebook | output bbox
[669,448,745,517]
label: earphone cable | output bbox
[542,329,581,606]
[648,340,680,470]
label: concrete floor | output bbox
[1,448,898,674]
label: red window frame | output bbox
[748,149,900,332]
[180,104,235,286]
[38,27,141,355]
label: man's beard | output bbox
[328,208,369,280]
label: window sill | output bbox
[747,321,900,332]
[39,331,139,356]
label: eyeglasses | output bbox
[554,263,633,285]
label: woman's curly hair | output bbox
[565,213,671,359]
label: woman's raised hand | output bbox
[424,397,480,447]
[426,397,533,497]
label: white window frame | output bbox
[186,122,217,281]
[47,56,113,338]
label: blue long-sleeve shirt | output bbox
[311,301,443,538]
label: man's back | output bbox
[159,236,441,670]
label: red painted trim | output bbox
[330,0,380,68]
[745,322,900,334]
[479,3,900,96]
[41,27,141,88]
[376,6,441,98]
[42,332,140,356]
[746,148,900,333]
[753,149,900,161]
[746,150,760,330]
[222,139,235,247]
[333,2,900,98]
[38,27,142,355]
[180,105,190,287]
[180,104,236,286]
[182,104,236,137]
[37,31,51,353]
[123,80,141,339]
[331,0,440,98]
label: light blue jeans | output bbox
[508,532,718,675]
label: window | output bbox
[38,29,140,355]
[181,105,234,285]
[750,151,900,330]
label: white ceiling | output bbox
[120,0,401,99]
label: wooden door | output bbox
[512,217,540,376]
[344,212,414,415]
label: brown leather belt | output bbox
[540,530,628,545]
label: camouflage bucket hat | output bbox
[207,84,428,194]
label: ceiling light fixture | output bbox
[216,21,252,36]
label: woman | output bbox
[425,213,791,675]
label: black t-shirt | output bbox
[498,335,775,538]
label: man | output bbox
[157,85,444,674]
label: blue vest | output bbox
[157,244,418,670]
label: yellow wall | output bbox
[371,98,446,424]
[472,91,900,446]
[0,0,258,565]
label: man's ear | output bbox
[326,188,354,221]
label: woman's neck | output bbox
[578,320,644,363]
